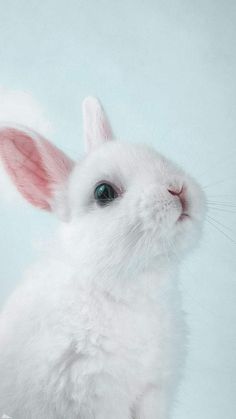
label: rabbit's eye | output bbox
[94,183,118,206]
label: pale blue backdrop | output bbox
[0,1,235,418]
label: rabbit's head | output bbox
[0,97,205,277]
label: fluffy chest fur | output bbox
[0,263,185,417]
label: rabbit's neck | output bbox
[87,260,179,305]
[49,227,180,305]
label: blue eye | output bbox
[94,183,118,206]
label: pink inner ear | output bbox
[37,137,75,184]
[0,128,74,210]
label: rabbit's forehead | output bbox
[80,142,179,182]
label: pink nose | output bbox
[167,186,183,197]
[168,186,187,212]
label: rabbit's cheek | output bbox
[136,192,182,236]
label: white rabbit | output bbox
[0,97,205,419]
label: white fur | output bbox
[0,99,205,418]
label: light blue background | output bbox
[0,1,236,418]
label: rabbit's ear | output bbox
[0,126,74,211]
[82,96,114,153]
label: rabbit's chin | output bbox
[166,216,204,259]
[145,210,205,266]
[130,220,204,273]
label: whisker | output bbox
[207,203,236,210]
[206,201,236,207]
[202,176,235,189]
[207,194,236,198]
[207,207,236,214]
[206,215,235,234]
[205,218,236,245]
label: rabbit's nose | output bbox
[167,186,183,197]
[168,186,187,212]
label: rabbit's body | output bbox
[0,98,205,418]
[0,255,184,418]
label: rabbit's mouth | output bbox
[178,212,190,222]
[168,185,190,222]
[177,199,190,222]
